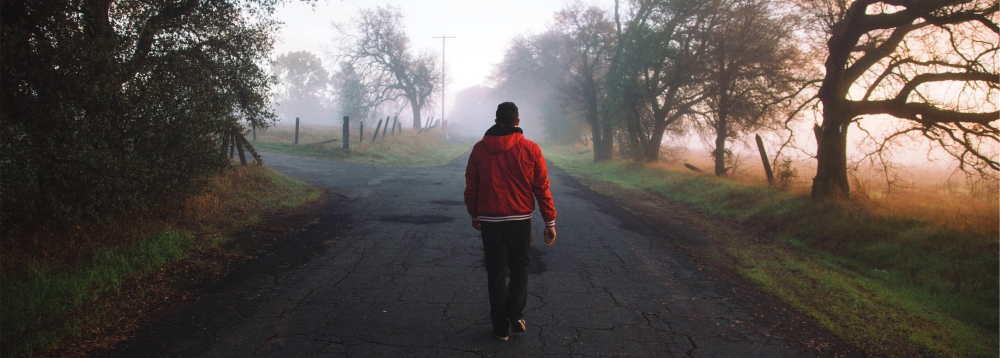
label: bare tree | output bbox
[804,0,999,199]
[337,6,440,129]
[701,0,802,176]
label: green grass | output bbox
[252,129,472,167]
[0,165,319,357]
[545,146,998,357]
[2,231,191,357]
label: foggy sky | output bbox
[273,0,572,121]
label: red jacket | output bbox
[464,125,556,227]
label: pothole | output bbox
[529,247,547,275]
[430,200,465,206]
[378,215,453,224]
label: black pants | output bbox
[480,219,531,335]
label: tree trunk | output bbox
[581,64,608,163]
[642,110,682,163]
[409,99,422,129]
[589,121,605,162]
[643,121,667,163]
[625,98,645,160]
[810,3,861,200]
[812,106,851,199]
[714,113,728,176]
[594,121,614,161]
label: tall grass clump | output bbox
[546,146,998,356]
[1,164,319,357]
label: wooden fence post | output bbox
[755,134,775,186]
[381,116,390,140]
[222,129,230,157]
[372,118,383,142]
[342,116,350,150]
[235,130,248,166]
[294,117,300,145]
[360,121,364,144]
[238,133,263,165]
[229,130,235,159]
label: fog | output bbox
[269,0,997,191]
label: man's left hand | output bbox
[472,218,481,231]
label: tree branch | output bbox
[129,0,200,78]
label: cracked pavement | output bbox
[106,151,862,357]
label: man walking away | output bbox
[464,102,557,341]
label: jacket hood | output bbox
[481,124,524,154]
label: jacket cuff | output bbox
[544,220,555,227]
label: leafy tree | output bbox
[1,0,278,238]
[804,0,999,199]
[336,6,440,129]
[492,33,580,143]
[332,61,374,124]
[603,0,715,162]
[554,3,618,159]
[272,51,331,123]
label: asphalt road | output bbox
[107,151,860,357]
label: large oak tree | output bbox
[807,0,998,199]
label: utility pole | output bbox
[433,35,456,133]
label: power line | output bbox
[433,35,456,132]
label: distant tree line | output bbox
[492,0,998,200]
[271,6,440,130]
[1,0,278,239]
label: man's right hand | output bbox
[544,226,556,246]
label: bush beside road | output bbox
[1,165,320,357]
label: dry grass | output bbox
[252,126,473,167]
[853,186,998,237]
[638,144,998,238]
[180,164,318,227]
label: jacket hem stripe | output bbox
[478,214,532,222]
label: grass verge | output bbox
[253,129,471,166]
[545,146,998,357]
[1,164,319,357]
